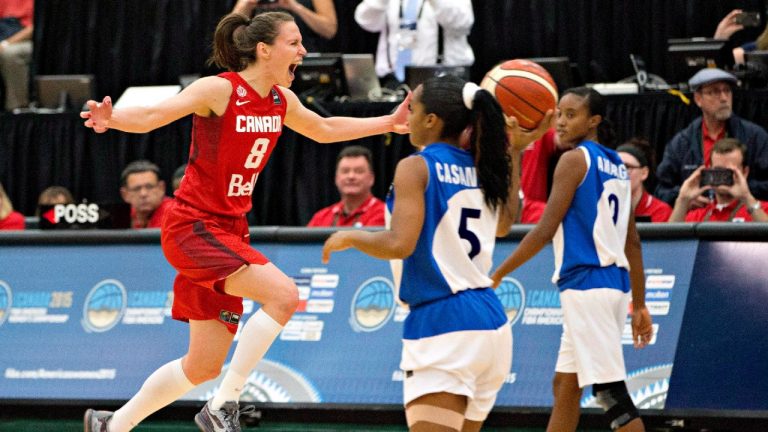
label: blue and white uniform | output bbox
[553,140,633,387]
[387,143,511,420]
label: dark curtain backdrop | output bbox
[4,0,768,225]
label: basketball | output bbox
[480,59,558,131]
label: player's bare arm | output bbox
[323,155,425,263]
[282,87,411,142]
[80,76,232,134]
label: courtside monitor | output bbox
[667,38,731,84]
[292,53,344,99]
[35,74,95,110]
[525,57,574,93]
[405,65,470,91]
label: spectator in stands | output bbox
[669,138,767,222]
[0,182,24,230]
[36,185,75,216]
[617,138,672,223]
[308,145,385,227]
[119,160,173,229]
[714,9,768,64]
[0,0,33,111]
[172,163,187,192]
[655,68,768,207]
[232,0,337,53]
[519,128,569,223]
[354,0,474,89]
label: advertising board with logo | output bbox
[1,237,759,412]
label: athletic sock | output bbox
[211,309,283,410]
[108,358,194,432]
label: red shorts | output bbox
[161,200,269,334]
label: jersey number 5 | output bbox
[245,138,270,169]
[459,208,481,259]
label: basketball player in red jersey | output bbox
[80,11,410,432]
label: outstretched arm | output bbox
[323,156,426,262]
[80,76,231,134]
[283,87,411,142]
[491,149,585,286]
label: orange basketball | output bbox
[480,59,558,131]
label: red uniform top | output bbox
[307,196,385,227]
[701,121,725,167]
[685,199,768,222]
[0,211,24,230]
[520,128,564,223]
[131,196,174,229]
[0,0,34,28]
[174,72,287,217]
[635,190,672,223]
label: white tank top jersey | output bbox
[387,143,508,340]
[552,140,632,293]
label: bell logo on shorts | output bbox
[0,280,12,327]
[82,279,127,333]
[219,310,241,325]
[349,277,395,332]
[495,277,526,326]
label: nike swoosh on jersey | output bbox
[235,100,251,106]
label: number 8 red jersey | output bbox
[175,72,287,216]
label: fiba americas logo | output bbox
[82,279,127,333]
[0,280,11,326]
[349,277,396,332]
[495,277,526,326]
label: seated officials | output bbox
[120,160,173,229]
[669,138,767,222]
[308,145,385,227]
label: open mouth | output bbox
[289,63,298,80]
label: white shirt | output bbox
[354,0,475,78]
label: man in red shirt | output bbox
[119,160,173,229]
[669,138,768,222]
[308,145,385,227]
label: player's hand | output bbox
[389,91,412,135]
[321,231,353,264]
[80,96,112,133]
[631,306,653,349]
[505,110,554,151]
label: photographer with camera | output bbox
[655,68,768,208]
[669,138,767,222]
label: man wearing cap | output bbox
[655,68,768,207]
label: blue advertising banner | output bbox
[0,239,697,409]
[665,241,768,411]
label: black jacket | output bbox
[655,115,768,205]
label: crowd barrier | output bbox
[1,224,767,426]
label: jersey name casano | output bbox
[387,144,507,339]
[175,72,287,216]
[552,140,631,292]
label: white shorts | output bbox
[555,288,630,388]
[400,325,512,421]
